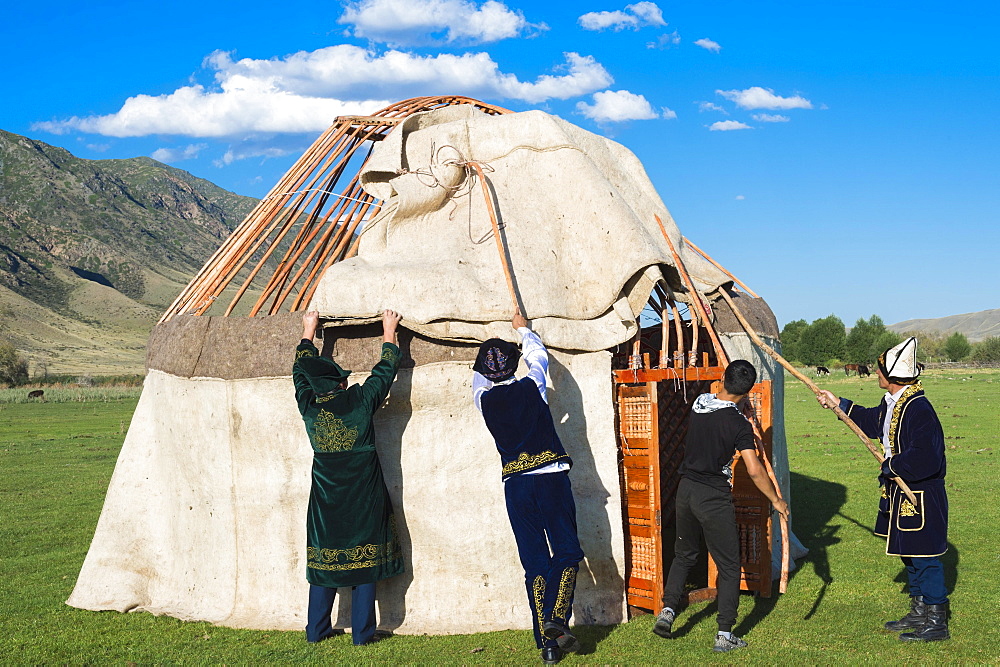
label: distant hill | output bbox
[889,309,1000,343]
[0,130,258,375]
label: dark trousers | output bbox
[306,582,377,645]
[662,477,741,632]
[902,556,948,605]
[504,471,585,649]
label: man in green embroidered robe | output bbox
[294,309,404,645]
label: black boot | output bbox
[900,603,950,642]
[541,646,562,664]
[884,595,925,632]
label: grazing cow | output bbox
[816,366,830,376]
[28,389,44,399]
[844,363,859,376]
[857,364,871,378]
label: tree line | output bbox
[780,315,1000,367]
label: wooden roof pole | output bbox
[717,288,918,506]
[684,237,760,298]
[655,215,728,366]
[469,161,521,316]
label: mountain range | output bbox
[0,129,257,375]
[889,309,1000,343]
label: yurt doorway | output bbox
[613,319,775,614]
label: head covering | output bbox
[298,355,351,396]
[473,338,521,382]
[878,336,920,384]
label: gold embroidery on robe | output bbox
[306,525,401,571]
[880,485,888,500]
[313,411,359,451]
[502,450,566,476]
[899,499,918,517]
[887,382,922,456]
[381,347,400,363]
[296,348,317,359]
[551,568,577,622]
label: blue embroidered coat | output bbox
[839,382,948,557]
[293,340,404,587]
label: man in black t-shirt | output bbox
[652,360,789,653]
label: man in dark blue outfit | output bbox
[473,312,585,665]
[819,337,950,642]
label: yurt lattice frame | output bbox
[161,95,785,616]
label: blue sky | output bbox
[4,0,998,328]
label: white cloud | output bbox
[709,120,752,131]
[660,106,677,119]
[339,0,545,46]
[753,113,790,122]
[698,101,726,113]
[717,86,812,110]
[694,38,721,52]
[215,144,297,167]
[150,143,207,162]
[579,2,666,31]
[646,30,680,50]
[32,47,612,138]
[735,194,745,200]
[576,89,664,122]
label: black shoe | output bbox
[885,595,926,632]
[542,621,580,653]
[652,607,675,639]
[541,647,562,664]
[900,603,950,642]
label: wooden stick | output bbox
[655,215,729,366]
[717,289,918,505]
[743,408,790,594]
[468,161,521,316]
[684,237,760,298]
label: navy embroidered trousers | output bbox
[504,471,585,648]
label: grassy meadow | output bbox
[1,369,998,663]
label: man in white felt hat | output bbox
[817,337,950,642]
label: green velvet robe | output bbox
[293,339,404,588]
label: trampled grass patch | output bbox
[1,373,998,663]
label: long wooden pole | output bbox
[718,289,918,505]
[469,161,521,316]
[655,215,728,366]
[744,409,790,594]
[684,237,760,298]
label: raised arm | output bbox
[514,313,549,403]
[293,311,321,413]
[359,310,403,410]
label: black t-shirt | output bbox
[680,405,756,491]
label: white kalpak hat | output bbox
[878,336,920,382]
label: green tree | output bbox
[0,342,29,386]
[915,331,946,362]
[971,337,1000,363]
[844,315,889,364]
[780,319,808,362]
[798,315,846,366]
[942,332,972,361]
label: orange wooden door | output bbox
[707,380,775,597]
[617,382,663,611]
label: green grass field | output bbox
[1,370,998,663]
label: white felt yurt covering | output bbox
[68,104,800,636]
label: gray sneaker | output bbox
[712,633,748,652]
[652,607,675,638]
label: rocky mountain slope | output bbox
[890,309,1000,343]
[0,130,257,375]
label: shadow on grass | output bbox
[572,623,617,655]
[789,471,848,621]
